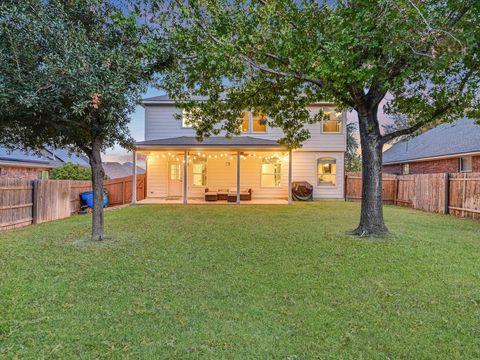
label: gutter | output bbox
[0,160,53,169]
[141,100,336,107]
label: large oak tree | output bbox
[157,0,480,236]
[0,0,170,240]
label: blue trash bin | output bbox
[80,191,108,208]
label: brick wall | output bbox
[473,156,480,172]
[384,155,480,175]
[383,163,403,175]
[0,166,43,180]
[409,158,459,174]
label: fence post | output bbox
[121,179,125,205]
[344,174,348,201]
[444,173,449,214]
[393,175,400,205]
[32,179,38,224]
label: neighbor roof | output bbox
[383,118,480,164]
[44,147,89,167]
[0,145,89,168]
[103,162,145,179]
[135,136,285,149]
[0,147,53,168]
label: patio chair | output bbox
[217,188,229,201]
[204,188,218,202]
[240,188,252,201]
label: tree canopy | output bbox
[1,0,168,152]
[0,0,170,239]
[154,0,480,235]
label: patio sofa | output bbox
[205,188,252,202]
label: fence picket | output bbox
[0,174,145,230]
[345,172,480,219]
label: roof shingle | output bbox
[383,118,480,164]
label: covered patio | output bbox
[132,136,293,205]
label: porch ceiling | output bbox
[135,136,287,151]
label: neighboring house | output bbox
[133,95,347,202]
[0,146,89,180]
[103,161,145,179]
[383,118,480,175]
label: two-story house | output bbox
[132,95,346,204]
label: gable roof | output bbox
[103,162,145,179]
[135,136,286,149]
[383,118,480,164]
[0,145,89,168]
[141,93,334,107]
[142,94,210,104]
[44,147,89,167]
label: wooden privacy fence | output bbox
[0,174,146,230]
[346,172,480,219]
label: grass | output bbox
[1,202,480,359]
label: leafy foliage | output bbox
[156,0,480,146]
[346,123,361,172]
[49,163,92,181]
[0,0,171,239]
[0,0,169,153]
[153,0,480,235]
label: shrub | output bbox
[49,163,91,180]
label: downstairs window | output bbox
[192,161,207,186]
[317,157,336,186]
[261,157,281,187]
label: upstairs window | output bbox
[192,161,207,186]
[322,109,343,133]
[241,111,267,133]
[317,157,336,186]
[252,112,267,132]
[182,109,197,128]
[261,157,282,187]
[460,156,472,172]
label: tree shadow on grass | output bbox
[72,234,120,248]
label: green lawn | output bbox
[1,202,479,359]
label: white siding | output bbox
[146,150,344,200]
[292,151,344,199]
[144,104,346,152]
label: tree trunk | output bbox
[87,139,105,241]
[352,112,389,237]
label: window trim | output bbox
[191,160,207,187]
[316,157,337,188]
[260,157,282,188]
[320,108,343,134]
[459,156,473,173]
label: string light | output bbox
[142,151,290,163]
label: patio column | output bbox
[236,150,240,204]
[288,149,293,204]
[131,150,137,205]
[183,150,188,205]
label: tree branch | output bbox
[190,7,325,88]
